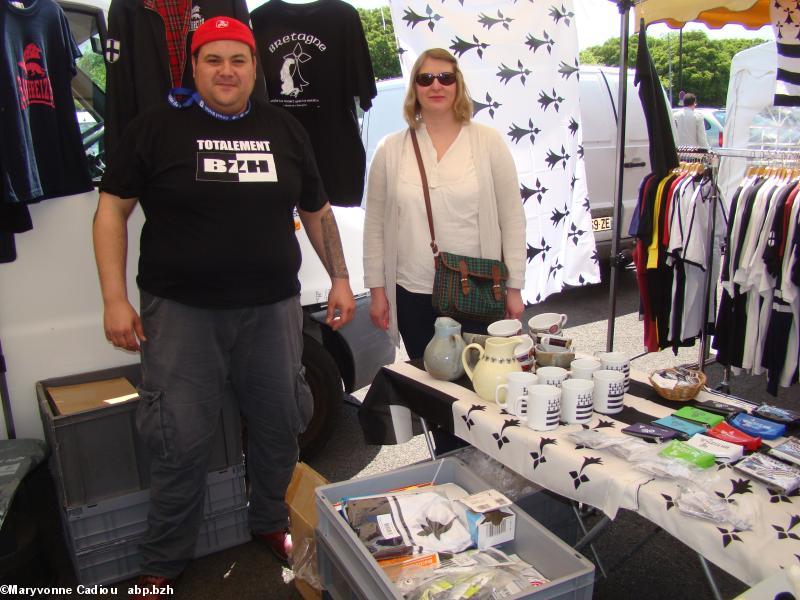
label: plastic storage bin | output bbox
[515,488,580,546]
[68,505,250,586]
[315,458,594,600]
[37,364,243,508]
[65,463,246,552]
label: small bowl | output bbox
[534,348,576,369]
[462,332,490,347]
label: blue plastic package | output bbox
[730,413,786,440]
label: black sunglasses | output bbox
[415,72,457,87]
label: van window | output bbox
[61,1,107,181]
[748,107,800,149]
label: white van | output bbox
[361,66,663,261]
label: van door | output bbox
[591,69,650,256]
[579,68,620,255]
[61,0,108,179]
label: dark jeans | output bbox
[395,285,488,358]
[395,285,487,455]
[137,292,312,577]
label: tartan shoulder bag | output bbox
[409,128,508,323]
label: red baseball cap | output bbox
[191,16,257,55]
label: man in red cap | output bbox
[93,16,355,599]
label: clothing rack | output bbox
[679,145,800,393]
[674,146,720,375]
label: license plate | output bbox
[592,216,612,232]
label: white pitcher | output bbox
[461,336,522,402]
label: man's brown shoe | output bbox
[254,529,292,563]
[130,574,175,600]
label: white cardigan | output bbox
[363,121,526,344]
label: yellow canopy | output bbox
[634,0,770,30]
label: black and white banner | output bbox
[772,0,800,106]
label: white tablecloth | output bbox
[379,361,800,586]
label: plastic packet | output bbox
[675,483,754,531]
[403,564,543,600]
[290,537,320,590]
[567,429,651,454]
[344,491,473,559]
[394,548,546,597]
[608,438,658,462]
[634,456,709,481]
[735,453,800,495]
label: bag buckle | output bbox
[459,259,470,295]
[492,264,503,301]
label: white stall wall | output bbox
[0,191,143,440]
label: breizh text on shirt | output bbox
[196,139,277,183]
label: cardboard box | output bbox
[47,377,138,416]
[458,489,516,550]
[286,462,328,600]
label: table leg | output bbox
[572,504,608,578]
[419,418,436,461]
[698,553,723,600]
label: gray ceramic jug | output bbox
[423,317,467,381]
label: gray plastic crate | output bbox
[37,364,243,508]
[65,463,246,552]
[315,458,594,600]
[69,505,250,586]
[317,533,368,600]
[515,488,581,547]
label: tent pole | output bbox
[606,0,633,352]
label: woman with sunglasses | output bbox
[363,48,526,450]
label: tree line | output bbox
[580,31,767,107]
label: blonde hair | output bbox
[403,48,473,128]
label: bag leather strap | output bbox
[409,128,439,256]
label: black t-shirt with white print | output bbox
[251,0,377,207]
[100,99,325,309]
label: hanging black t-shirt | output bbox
[100,99,326,308]
[251,0,377,207]
[0,0,91,204]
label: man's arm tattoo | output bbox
[321,208,349,278]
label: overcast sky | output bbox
[247,1,774,50]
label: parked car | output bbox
[361,66,669,261]
[672,107,724,148]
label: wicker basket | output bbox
[649,368,706,402]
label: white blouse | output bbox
[395,124,481,293]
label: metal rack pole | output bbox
[606,0,634,353]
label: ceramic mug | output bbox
[526,384,561,431]
[513,335,535,371]
[487,319,523,337]
[570,357,602,381]
[495,371,538,420]
[560,378,594,424]
[593,369,626,414]
[528,312,568,336]
[535,366,569,388]
[535,333,573,349]
[595,351,631,392]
